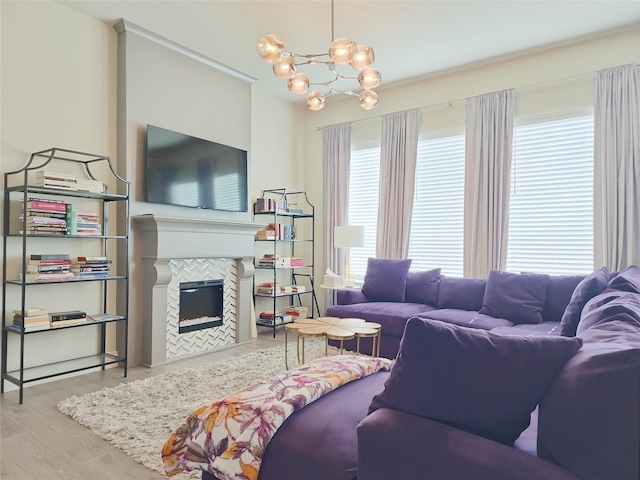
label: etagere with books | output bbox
[1,148,130,404]
[253,189,319,337]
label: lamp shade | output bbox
[334,225,365,248]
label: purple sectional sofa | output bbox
[202,265,640,480]
[326,260,601,358]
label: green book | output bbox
[65,203,77,235]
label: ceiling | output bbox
[60,1,640,105]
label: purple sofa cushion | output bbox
[538,320,640,480]
[559,267,609,336]
[418,309,514,331]
[606,265,640,293]
[326,302,436,338]
[404,268,441,306]
[361,258,412,302]
[369,317,582,446]
[436,276,486,311]
[543,275,585,323]
[479,270,550,324]
[491,322,561,337]
[576,292,640,334]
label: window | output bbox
[348,147,380,282]
[408,135,465,276]
[506,114,594,274]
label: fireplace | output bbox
[179,280,223,333]
[133,214,263,367]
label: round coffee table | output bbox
[285,316,381,368]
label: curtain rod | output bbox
[315,62,640,131]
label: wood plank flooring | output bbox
[0,329,284,479]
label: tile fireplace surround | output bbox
[133,214,263,367]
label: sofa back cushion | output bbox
[576,291,640,335]
[479,270,550,324]
[436,276,486,311]
[606,265,640,294]
[543,274,585,323]
[404,268,441,305]
[559,267,609,336]
[369,317,582,446]
[362,258,412,302]
[538,320,640,480]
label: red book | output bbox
[26,200,66,212]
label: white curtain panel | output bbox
[322,122,352,303]
[376,108,421,259]
[594,64,640,271]
[463,89,515,278]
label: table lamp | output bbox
[334,225,365,288]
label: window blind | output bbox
[506,115,594,274]
[408,135,465,276]
[348,147,380,281]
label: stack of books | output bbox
[21,197,67,235]
[21,254,74,282]
[256,281,281,296]
[71,256,111,280]
[257,253,283,268]
[285,306,308,318]
[255,225,276,240]
[257,311,293,326]
[35,171,77,190]
[75,178,104,193]
[76,211,102,236]
[49,310,87,327]
[12,308,50,331]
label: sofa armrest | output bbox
[336,288,367,305]
[357,408,578,480]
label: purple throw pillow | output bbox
[361,258,412,302]
[559,267,610,336]
[606,265,640,294]
[404,268,441,306]
[479,270,550,324]
[369,317,582,446]
[436,276,486,311]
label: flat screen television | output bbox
[145,125,248,212]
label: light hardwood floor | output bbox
[0,329,285,479]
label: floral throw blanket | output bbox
[162,354,392,480]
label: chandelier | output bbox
[256,0,381,111]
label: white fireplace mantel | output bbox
[133,214,263,367]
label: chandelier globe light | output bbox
[256,0,381,111]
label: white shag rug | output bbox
[58,341,339,479]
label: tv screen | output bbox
[145,125,248,212]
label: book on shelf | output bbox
[27,264,71,273]
[77,256,108,261]
[19,272,75,282]
[12,321,50,332]
[291,285,306,293]
[66,204,78,235]
[13,313,50,324]
[30,253,70,261]
[28,259,72,266]
[285,306,308,318]
[35,170,75,180]
[73,272,110,280]
[49,318,88,327]
[75,178,105,193]
[13,307,48,317]
[49,310,86,321]
[86,313,123,321]
[23,199,67,212]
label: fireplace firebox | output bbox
[179,279,224,333]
